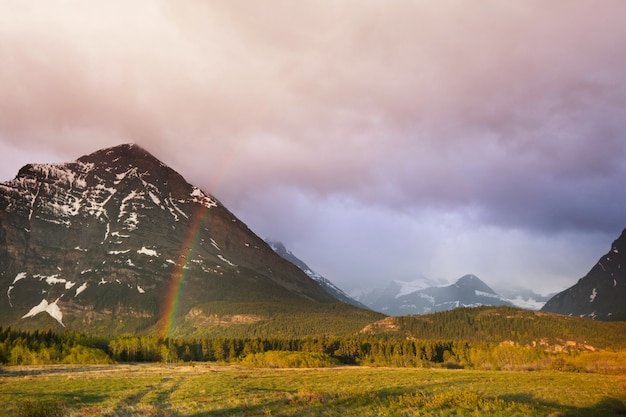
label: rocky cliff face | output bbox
[0,144,340,335]
[542,229,626,321]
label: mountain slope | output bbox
[266,240,368,309]
[360,274,513,315]
[0,144,381,336]
[541,229,626,321]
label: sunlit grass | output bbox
[1,364,625,416]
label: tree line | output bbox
[106,334,471,367]
[0,327,111,365]
[3,326,624,373]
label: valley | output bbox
[3,0,626,413]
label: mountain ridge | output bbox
[356,274,518,315]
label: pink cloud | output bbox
[1,1,626,293]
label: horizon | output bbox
[2,1,626,295]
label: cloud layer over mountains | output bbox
[2,1,626,293]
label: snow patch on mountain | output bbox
[137,246,158,257]
[217,254,237,267]
[75,283,88,297]
[494,287,552,311]
[7,286,14,307]
[190,187,217,209]
[12,272,27,284]
[148,191,162,206]
[35,274,65,286]
[475,290,501,299]
[504,296,546,310]
[22,298,65,327]
[109,249,131,255]
[394,277,446,298]
[417,292,435,304]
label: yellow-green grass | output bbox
[1,364,625,416]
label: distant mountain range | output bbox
[267,224,626,320]
[0,144,381,336]
[262,239,554,316]
[542,228,626,321]
[354,274,525,315]
[267,241,552,316]
[266,229,626,320]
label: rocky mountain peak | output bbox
[79,143,149,161]
[78,144,164,177]
[456,274,496,294]
[77,143,194,199]
[267,240,288,255]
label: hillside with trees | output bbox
[2,307,625,374]
[371,306,626,350]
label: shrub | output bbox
[240,351,340,368]
[17,400,65,417]
[394,390,507,410]
[550,358,586,373]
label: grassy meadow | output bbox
[2,363,625,417]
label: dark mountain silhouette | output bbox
[542,229,626,321]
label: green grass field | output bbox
[1,364,625,417]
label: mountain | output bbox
[0,144,382,336]
[265,240,368,309]
[496,287,552,311]
[358,274,513,315]
[541,228,626,321]
[353,276,441,311]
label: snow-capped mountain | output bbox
[542,228,626,321]
[392,277,449,298]
[0,144,378,335]
[266,240,368,309]
[496,287,553,311]
[356,274,514,315]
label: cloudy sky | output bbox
[2,1,626,295]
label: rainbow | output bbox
[158,140,247,339]
[159,205,208,339]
